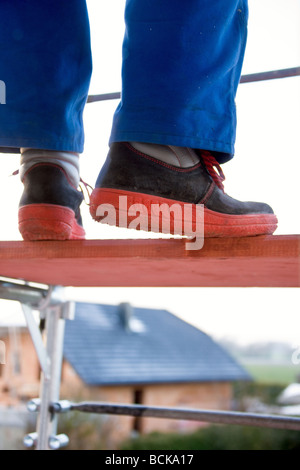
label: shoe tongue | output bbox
[168,146,200,167]
[130,142,200,168]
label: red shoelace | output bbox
[201,150,225,192]
[79,178,93,205]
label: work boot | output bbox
[90,142,277,238]
[18,163,85,241]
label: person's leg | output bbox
[0,0,92,240]
[110,0,248,161]
[91,0,277,238]
[0,0,91,153]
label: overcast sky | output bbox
[0,0,299,348]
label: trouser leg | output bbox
[110,0,249,162]
[0,0,92,154]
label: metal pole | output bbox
[87,91,121,103]
[240,66,300,84]
[0,279,65,309]
[36,305,66,450]
[59,402,300,432]
[22,304,50,379]
[0,279,47,306]
[86,67,300,103]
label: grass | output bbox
[243,362,300,385]
[120,425,300,450]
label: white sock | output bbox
[130,142,200,168]
[20,148,80,188]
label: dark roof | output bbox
[63,302,251,386]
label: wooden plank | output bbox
[0,235,299,287]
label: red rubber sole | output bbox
[18,204,86,241]
[90,188,278,238]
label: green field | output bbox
[243,362,300,385]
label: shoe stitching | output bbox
[21,162,78,190]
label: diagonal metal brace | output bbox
[22,304,50,379]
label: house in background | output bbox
[62,302,250,445]
[0,302,250,447]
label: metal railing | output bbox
[51,400,300,431]
[87,66,300,103]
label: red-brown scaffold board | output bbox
[0,235,299,287]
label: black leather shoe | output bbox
[90,142,277,237]
[19,163,85,240]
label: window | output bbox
[132,389,144,433]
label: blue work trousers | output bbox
[0,0,248,163]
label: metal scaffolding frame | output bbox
[1,277,300,450]
[0,279,74,450]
